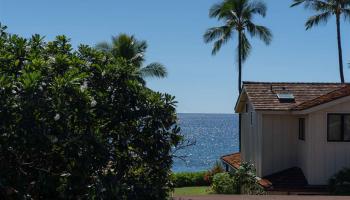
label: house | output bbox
[226,82,350,186]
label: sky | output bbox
[0,0,350,113]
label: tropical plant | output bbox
[204,0,272,93]
[291,0,350,83]
[233,162,264,194]
[211,162,263,195]
[96,34,167,81]
[0,24,182,200]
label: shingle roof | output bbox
[293,85,350,110]
[240,82,349,111]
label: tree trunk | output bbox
[336,14,345,83]
[238,31,242,152]
[238,31,242,93]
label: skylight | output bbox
[277,93,295,102]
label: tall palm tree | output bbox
[204,0,272,93]
[291,0,350,83]
[204,0,272,153]
[96,34,167,79]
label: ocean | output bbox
[172,113,239,172]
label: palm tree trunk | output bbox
[336,14,345,83]
[238,31,242,93]
[238,31,242,152]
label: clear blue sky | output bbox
[1,0,350,113]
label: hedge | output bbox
[172,172,210,187]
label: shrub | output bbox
[211,172,235,194]
[204,161,224,184]
[211,162,263,195]
[233,162,264,194]
[329,168,350,195]
[0,24,182,200]
[172,172,209,187]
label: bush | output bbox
[0,24,182,200]
[204,161,224,184]
[172,172,209,187]
[211,162,263,195]
[211,173,235,194]
[233,162,264,194]
[329,168,350,195]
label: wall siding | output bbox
[305,101,350,185]
[261,115,298,177]
[241,101,262,176]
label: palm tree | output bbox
[291,0,350,83]
[204,0,272,153]
[204,0,272,93]
[96,34,167,79]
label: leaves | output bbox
[140,62,168,78]
[291,0,350,30]
[305,11,332,29]
[204,0,272,60]
[96,34,167,80]
[0,25,181,200]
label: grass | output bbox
[173,186,212,196]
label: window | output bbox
[299,118,305,140]
[250,112,253,125]
[327,114,350,142]
[245,104,249,113]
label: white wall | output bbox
[261,115,298,177]
[242,100,350,185]
[241,101,263,176]
[304,101,350,185]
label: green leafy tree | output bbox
[0,24,182,200]
[96,34,167,81]
[291,0,350,83]
[204,0,272,93]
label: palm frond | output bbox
[203,26,232,43]
[343,8,350,21]
[240,33,251,62]
[291,0,306,7]
[95,42,112,53]
[209,2,225,18]
[140,62,168,78]
[246,22,272,45]
[211,29,232,55]
[305,11,332,29]
[291,0,333,12]
[249,1,267,17]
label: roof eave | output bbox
[292,95,350,115]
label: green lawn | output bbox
[173,186,212,196]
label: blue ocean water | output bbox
[172,113,239,172]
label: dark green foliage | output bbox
[211,162,263,194]
[172,172,209,187]
[96,34,167,80]
[211,173,235,194]
[204,161,224,184]
[0,24,182,200]
[233,162,264,194]
[329,168,350,195]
